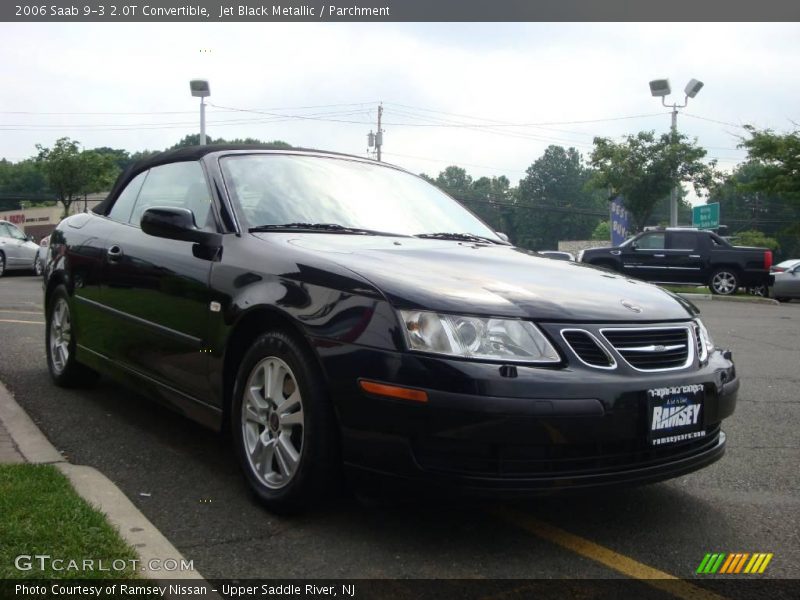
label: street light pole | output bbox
[189,79,211,146]
[669,102,679,227]
[649,78,703,227]
[200,96,206,146]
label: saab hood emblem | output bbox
[621,299,643,313]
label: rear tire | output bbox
[775,297,790,303]
[709,268,739,296]
[46,285,99,387]
[231,329,340,513]
[0,252,5,278]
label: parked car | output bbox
[44,147,738,511]
[578,228,772,296]
[771,258,800,274]
[771,259,800,302]
[34,236,50,276]
[538,250,574,261]
[0,219,39,277]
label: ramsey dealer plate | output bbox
[647,384,705,446]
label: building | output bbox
[0,193,107,241]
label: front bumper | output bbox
[319,339,738,496]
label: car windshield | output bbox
[219,154,501,240]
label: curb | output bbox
[677,293,780,305]
[0,378,206,582]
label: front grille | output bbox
[561,330,614,368]
[414,426,721,478]
[601,327,691,371]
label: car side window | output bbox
[108,171,148,224]
[128,161,213,229]
[4,223,27,241]
[636,233,665,249]
[668,232,697,250]
[0,223,11,238]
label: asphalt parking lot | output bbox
[0,273,798,586]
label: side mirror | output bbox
[141,207,221,247]
[630,241,639,250]
[27,234,35,242]
[496,232,510,243]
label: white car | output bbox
[0,220,39,277]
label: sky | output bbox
[1,22,799,203]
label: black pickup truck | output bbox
[578,228,772,295]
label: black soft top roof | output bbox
[92,144,371,216]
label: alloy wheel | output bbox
[711,271,736,295]
[241,356,305,489]
[49,298,71,374]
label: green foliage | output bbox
[590,130,714,232]
[739,125,800,200]
[592,221,611,241]
[0,158,50,199]
[513,146,606,249]
[36,138,120,217]
[169,134,293,150]
[732,230,780,252]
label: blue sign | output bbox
[610,197,630,246]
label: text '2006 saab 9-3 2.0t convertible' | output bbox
[43,146,738,512]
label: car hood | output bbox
[254,234,697,322]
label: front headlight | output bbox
[399,310,560,364]
[695,318,715,361]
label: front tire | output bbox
[709,268,739,296]
[0,252,5,278]
[46,286,98,387]
[231,330,339,513]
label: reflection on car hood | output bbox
[253,233,697,322]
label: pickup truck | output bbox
[578,228,772,295]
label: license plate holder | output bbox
[647,384,705,446]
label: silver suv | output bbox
[0,220,39,277]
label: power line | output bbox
[0,102,377,116]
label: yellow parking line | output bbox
[0,319,45,325]
[491,506,726,600]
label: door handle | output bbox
[654,254,665,258]
[107,245,123,262]
[690,254,701,258]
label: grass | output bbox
[0,464,138,579]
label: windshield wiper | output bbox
[248,223,407,237]
[415,232,506,245]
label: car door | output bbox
[620,232,668,282]
[666,231,704,283]
[778,263,800,298]
[99,161,216,404]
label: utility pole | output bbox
[200,96,207,146]
[367,103,384,161]
[375,103,383,161]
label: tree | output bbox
[36,138,120,217]
[732,230,780,253]
[36,138,85,217]
[590,131,714,232]
[739,125,800,200]
[513,145,606,249]
[592,221,611,241]
[0,158,50,198]
[78,150,120,209]
[168,134,293,150]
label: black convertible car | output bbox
[44,146,738,511]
